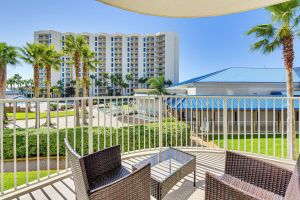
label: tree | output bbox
[42,45,61,125]
[90,74,96,96]
[7,77,15,91]
[95,79,102,95]
[64,35,88,126]
[147,76,169,95]
[0,43,19,121]
[56,80,64,97]
[13,74,22,89]
[165,79,173,87]
[43,45,61,99]
[81,47,97,124]
[65,86,75,97]
[20,43,47,98]
[110,74,118,96]
[125,73,133,82]
[138,77,148,88]
[20,43,47,128]
[28,79,34,97]
[246,0,300,159]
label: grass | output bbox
[0,170,56,191]
[211,134,300,158]
[6,110,75,120]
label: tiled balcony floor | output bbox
[6,151,294,200]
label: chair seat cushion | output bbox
[89,165,131,190]
[220,174,284,200]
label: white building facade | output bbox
[34,30,179,96]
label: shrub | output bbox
[3,121,190,159]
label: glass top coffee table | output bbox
[132,147,196,200]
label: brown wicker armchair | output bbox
[64,139,151,200]
[205,151,300,200]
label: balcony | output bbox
[0,96,298,199]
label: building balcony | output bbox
[0,96,298,200]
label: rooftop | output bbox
[171,67,300,87]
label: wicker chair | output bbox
[64,139,151,200]
[205,151,300,200]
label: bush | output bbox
[3,121,191,159]
[50,103,57,111]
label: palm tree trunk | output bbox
[282,35,296,160]
[0,64,7,121]
[46,65,52,125]
[82,61,88,125]
[34,64,40,128]
[75,52,80,126]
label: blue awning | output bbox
[166,97,300,111]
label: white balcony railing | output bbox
[0,95,299,196]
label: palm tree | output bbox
[20,43,47,98]
[165,80,173,87]
[81,47,97,124]
[246,0,300,160]
[7,77,15,91]
[0,43,19,121]
[110,74,118,96]
[147,76,169,95]
[90,74,96,96]
[13,74,22,89]
[64,35,88,126]
[28,79,34,97]
[103,72,110,95]
[43,45,61,99]
[95,79,102,95]
[42,45,61,125]
[20,43,47,128]
[138,77,148,88]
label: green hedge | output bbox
[3,121,191,159]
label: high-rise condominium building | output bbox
[34,30,179,96]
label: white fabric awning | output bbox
[96,0,289,18]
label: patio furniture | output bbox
[64,139,151,200]
[132,147,196,200]
[205,151,300,200]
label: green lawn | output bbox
[211,134,300,158]
[7,110,75,120]
[0,170,56,191]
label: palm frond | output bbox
[266,0,300,25]
[246,24,275,38]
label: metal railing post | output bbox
[88,98,94,154]
[223,98,228,150]
[159,96,163,152]
[0,102,3,193]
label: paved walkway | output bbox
[6,107,128,129]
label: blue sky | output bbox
[1,0,300,82]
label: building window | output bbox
[95,37,97,41]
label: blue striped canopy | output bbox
[166,97,300,111]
